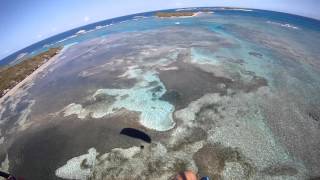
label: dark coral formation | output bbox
[261,164,298,176]
[193,144,254,179]
[308,109,320,122]
[248,51,263,58]
[159,52,268,110]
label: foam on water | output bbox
[266,21,299,30]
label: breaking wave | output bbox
[267,21,299,29]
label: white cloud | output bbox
[174,2,183,7]
[84,16,90,22]
[37,34,43,39]
[51,27,57,32]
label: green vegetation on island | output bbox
[0,47,61,97]
[155,12,195,18]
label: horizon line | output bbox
[1,6,320,63]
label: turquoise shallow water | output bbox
[92,69,175,131]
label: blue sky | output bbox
[0,0,319,60]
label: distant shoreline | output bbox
[0,48,62,100]
[1,7,319,66]
[155,12,196,18]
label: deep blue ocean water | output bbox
[1,7,319,66]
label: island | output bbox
[155,12,195,18]
[0,47,61,97]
